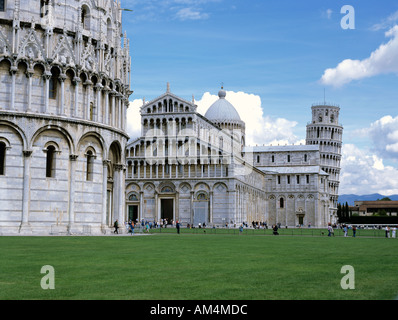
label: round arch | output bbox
[0,120,28,150]
[31,125,75,154]
[77,131,107,160]
[108,140,122,164]
[212,182,228,192]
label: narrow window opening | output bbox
[40,0,49,17]
[46,146,56,178]
[49,67,59,99]
[86,150,94,181]
[0,0,6,12]
[0,142,6,175]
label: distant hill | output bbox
[338,194,398,206]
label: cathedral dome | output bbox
[205,89,242,122]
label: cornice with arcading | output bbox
[0,57,130,92]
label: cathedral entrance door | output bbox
[297,214,305,226]
[161,199,174,224]
[128,205,138,223]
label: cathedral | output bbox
[0,1,342,235]
[126,85,343,229]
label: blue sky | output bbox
[122,0,398,195]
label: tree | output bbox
[337,203,342,220]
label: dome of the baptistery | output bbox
[205,89,242,122]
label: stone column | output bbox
[73,77,81,117]
[111,90,116,126]
[122,99,127,131]
[155,192,159,221]
[209,191,213,225]
[59,73,66,115]
[9,66,17,111]
[95,83,103,122]
[113,166,119,225]
[103,86,110,125]
[139,191,144,221]
[43,71,51,114]
[20,150,32,234]
[175,192,180,222]
[115,164,125,228]
[118,95,122,128]
[68,154,78,234]
[102,160,110,231]
[190,191,194,224]
[26,68,34,112]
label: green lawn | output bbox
[0,234,397,300]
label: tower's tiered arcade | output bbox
[306,103,343,220]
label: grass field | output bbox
[0,233,397,300]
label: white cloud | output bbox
[326,9,333,20]
[340,144,398,195]
[371,10,398,31]
[126,99,143,142]
[195,90,300,146]
[129,0,218,22]
[367,115,398,160]
[175,7,209,21]
[321,25,398,87]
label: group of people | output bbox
[385,226,397,238]
[112,219,146,235]
[112,219,182,235]
[327,223,398,238]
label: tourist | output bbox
[273,224,279,235]
[327,223,332,237]
[343,225,348,237]
[385,226,390,238]
[131,221,135,235]
[128,220,134,235]
[391,226,396,238]
[113,220,119,234]
[176,220,180,234]
[352,225,357,237]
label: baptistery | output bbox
[0,0,132,234]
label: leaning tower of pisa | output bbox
[306,103,343,222]
[0,0,132,234]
